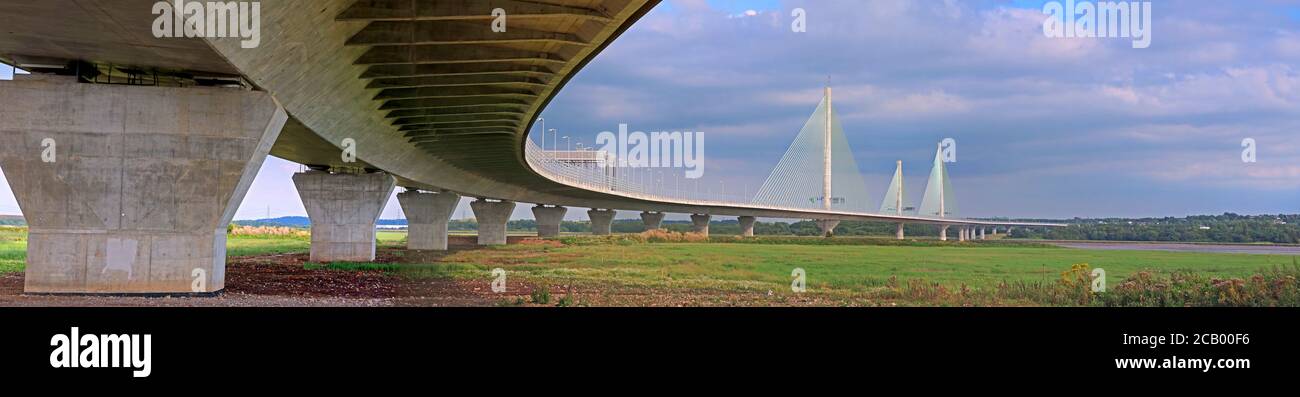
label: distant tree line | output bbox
[1008,213,1300,244]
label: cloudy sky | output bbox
[2,0,1298,221]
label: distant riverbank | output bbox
[1049,241,1300,255]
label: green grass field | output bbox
[0,228,24,274]
[402,241,1295,293]
[2,227,1296,306]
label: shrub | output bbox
[230,225,309,238]
[530,285,551,305]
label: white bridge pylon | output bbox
[751,86,956,220]
[751,87,872,213]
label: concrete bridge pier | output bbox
[531,205,567,237]
[738,216,757,237]
[816,220,840,237]
[471,199,516,245]
[690,214,711,235]
[397,190,460,250]
[896,223,906,240]
[979,227,986,240]
[959,226,968,242]
[940,225,950,241]
[295,171,397,262]
[588,209,616,235]
[640,211,665,231]
[0,76,287,293]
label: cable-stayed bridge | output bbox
[0,0,1063,294]
[526,86,1064,240]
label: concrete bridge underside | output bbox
[0,0,1060,293]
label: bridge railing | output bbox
[524,139,754,206]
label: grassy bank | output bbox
[393,239,1296,305]
[3,227,1297,306]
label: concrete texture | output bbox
[0,76,286,293]
[397,190,461,250]
[979,227,986,240]
[471,200,515,245]
[640,211,665,230]
[531,205,567,237]
[294,171,396,262]
[896,223,906,240]
[816,220,841,236]
[738,216,756,237]
[587,209,616,235]
[690,214,711,235]
[940,225,950,241]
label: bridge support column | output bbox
[817,220,840,237]
[0,76,287,293]
[295,171,397,262]
[959,226,968,242]
[531,205,567,238]
[690,214,711,235]
[640,211,665,231]
[397,190,460,250]
[471,199,516,245]
[979,227,986,240]
[896,223,906,240]
[738,216,757,237]
[940,225,950,241]
[588,209,616,235]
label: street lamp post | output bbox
[564,136,571,151]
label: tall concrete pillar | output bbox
[816,220,840,237]
[940,225,950,241]
[471,199,516,245]
[0,76,286,293]
[640,211,665,231]
[690,214,711,235]
[295,171,397,262]
[896,223,906,240]
[738,216,757,237]
[531,205,567,237]
[587,209,616,235]
[979,227,986,240]
[959,226,968,242]
[397,190,460,250]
